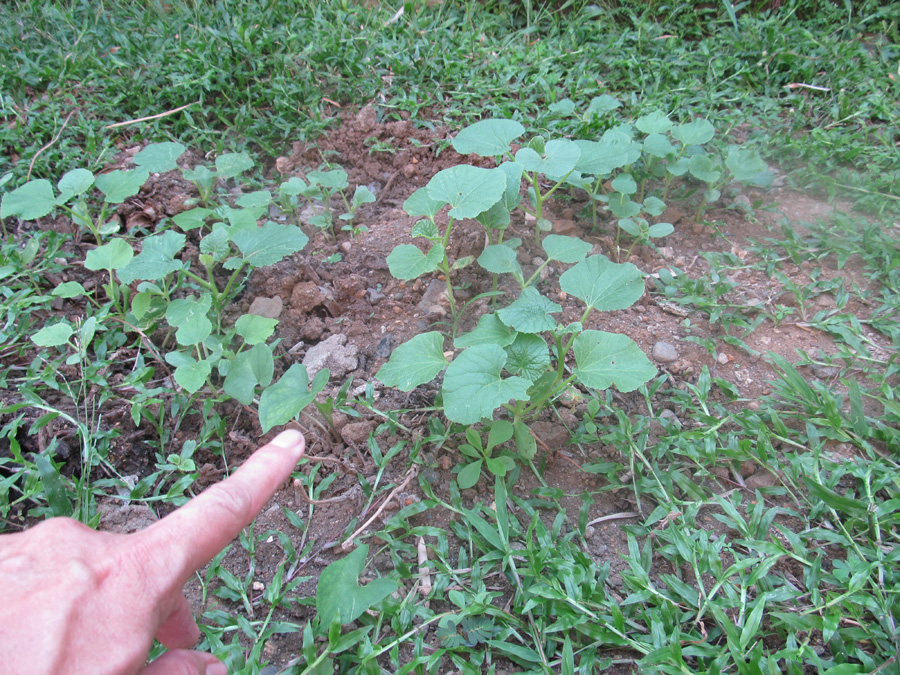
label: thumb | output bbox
[140,649,228,675]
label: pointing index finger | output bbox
[140,429,305,587]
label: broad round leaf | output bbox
[504,333,550,382]
[643,133,676,158]
[166,294,213,346]
[611,174,637,195]
[386,243,443,280]
[173,207,212,231]
[688,154,722,183]
[452,119,525,157]
[442,345,530,424]
[635,110,673,135]
[57,169,95,202]
[165,351,212,394]
[497,287,561,333]
[559,255,644,311]
[426,165,506,219]
[672,119,715,146]
[95,168,150,203]
[316,544,398,626]
[215,152,254,179]
[117,231,186,284]
[573,330,656,392]
[586,94,621,116]
[31,323,74,347]
[403,187,444,218]
[573,133,641,177]
[231,221,309,267]
[223,343,275,405]
[236,190,272,208]
[84,238,134,271]
[454,313,517,349]
[648,223,674,238]
[235,314,279,345]
[376,332,448,391]
[514,139,580,181]
[134,142,186,173]
[542,235,592,264]
[1,180,56,220]
[477,244,522,277]
[258,364,329,433]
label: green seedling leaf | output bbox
[166,294,213,346]
[457,460,483,489]
[803,478,867,516]
[586,94,621,116]
[486,455,516,477]
[308,168,349,190]
[31,322,74,347]
[611,174,637,195]
[608,194,642,219]
[573,330,656,392]
[725,146,774,186]
[95,168,150,203]
[497,287,561,333]
[316,545,397,626]
[574,131,641,176]
[450,255,473,270]
[476,200,511,231]
[57,169,95,202]
[134,142,186,173]
[515,139,580,181]
[224,205,266,230]
[84,238,134,271]
[452,118,525,157]
[426,165,506,219]
[165,351,211,393]
[549,98,576,115]
[278,176,307,197]
[173,207,212,231]
[513,420,537,460]
[542,235,592,264]
[386,243,444,280]
[667,157,691,177]
[403,187,444,218]
[618,218,641,237]
[34,452,72,517]
[559,255,644,311]
[223,343,275,405]
[376,331,447,391]
[200,226,231,261]
[635,110,673,135]
[688,154,722,183]
[52,282,87,299]
[258,364,329,433]
[643,196,667,217]
[1,179,56,220]
[486,419,514,449]
[236,190,272,208]
[235,314,278,345]
[442,344,530,424]
[504,333,550,382]
[672,119,715,145]
[478,245,522,278]
[498,161,524,210]
[648,223,674,238]
[231,221,308,267]
[643,133,675,158]
[454,313,517,349]
[118,231,186,283]
[182,164,216,189]
[215,152,254,179]
[351,185,376,210]
[410,219,440,240]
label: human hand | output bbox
[0,428,306,675]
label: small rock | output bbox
[291,281,327,313]
[553,219,578,236]
[302,334,358,379]
[355,103,377,132]
[366,288,386,304]
[745,469,780,489]
[584,526,596,540]
[341,421,374,446]
[375,335,393,359]
[815,293,835,308]
[248,296,283,319]
[98,500,157,534]
[810,364,839,379]
[402,163,417,178]
[417,278,449,316]
[252,581,265,592]
[341,241,352,253]
[717,352,730,365]
[652,341,678,363]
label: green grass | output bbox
[2,0,900,673]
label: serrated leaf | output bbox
[1,179,56,220]
[235,314,278,345]
[376,332,447,391]
[236,190,272,208]
[635,110,673,135]
[57,169,95,202]
[497,287,561,333]
[173,207,212,231]
[166,294,213,346]
[84,238,134,271]
[95,168,150,203]
[478,244,522,278]
[504,333,550,382]
[442,345,530,424]
[515,139,580,181]
[258,364,329,433]
[317,545,398,626]
[165,351,211,393]
[231,221,308,267]
[573,330,656,392]
[386,243,443,280]
[215,152,254,179]
[454,313,517,349]
[542,235,591,264]
[426,165,506,219]
[31,323,74,347]
[452,119,525,157]
[672,119,715,145]
[403,187,444,218]
[117,231,186,283]
[134,142,186,173]
[223,344,275,405]
[559,255,644,311]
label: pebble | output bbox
[248,296,283,319]
[810,364,839,379]
[651,341,678,363]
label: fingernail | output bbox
[270,429,305,452]
[206,662,228,675]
